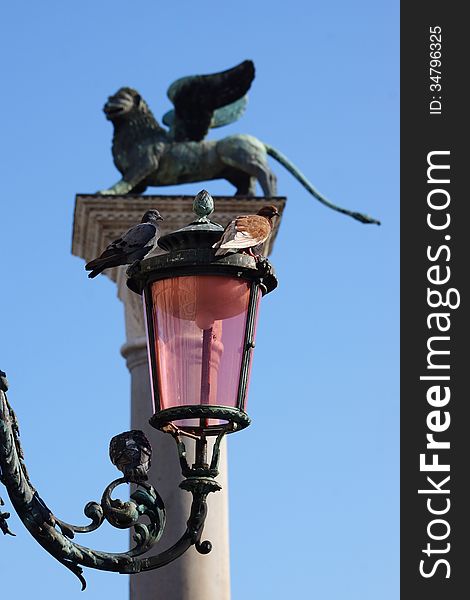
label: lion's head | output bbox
[103,88,153,121]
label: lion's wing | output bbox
[163,60,255,142]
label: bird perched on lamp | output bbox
[85,209,163,278]
[212,205,279,257]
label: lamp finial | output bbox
[193,190,214,222]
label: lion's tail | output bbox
[264,144,380,225]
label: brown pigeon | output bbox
[212,205,279,257]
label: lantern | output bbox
[127,196,278,437]
[0,193,280,586]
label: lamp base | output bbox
[149,405,251,436]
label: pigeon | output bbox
[85,209,163,278]
[212,205,280,257]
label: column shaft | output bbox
[122,339,231,600]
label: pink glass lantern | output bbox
[146,275,261,433]
[142,270,263,435]
[126,198,279,437]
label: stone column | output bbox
[118,278,231,600]
[72,194,286,600]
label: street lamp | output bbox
[0,192,277,589]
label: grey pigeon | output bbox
[85,209,163,278]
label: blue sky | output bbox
[0,1,398,598]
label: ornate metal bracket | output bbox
[0,373,222,590]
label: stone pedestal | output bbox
[72,194,285,600]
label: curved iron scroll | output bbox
[0,379,222,590]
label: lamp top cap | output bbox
[157,190,223,252]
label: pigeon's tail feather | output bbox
[88,268,104,279]
[85,254,124,272]
[85,258,102,271]
[214,245,237,257]
[212,239,226,256]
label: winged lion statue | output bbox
[99,60,379,225]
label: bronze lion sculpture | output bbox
[99,61,379,225]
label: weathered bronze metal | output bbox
[150,405,251,433]
[109,430,152,482]
[0,384,224,589]
[0,370,14,537]
[99,60,380,225]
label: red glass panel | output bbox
[146,275,258,429]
